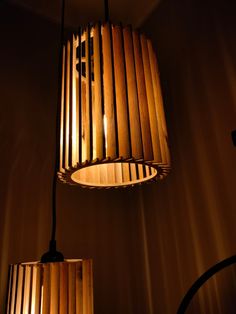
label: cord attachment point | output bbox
[40,240,64,263]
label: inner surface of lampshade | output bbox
[71,162,158,187]
[58,22,171,188]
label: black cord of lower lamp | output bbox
[104,0,109,22]
[41,0,65,263]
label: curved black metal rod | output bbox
[177,255,236,313]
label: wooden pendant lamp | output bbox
[58,16,170,188]
[7,260,93,313]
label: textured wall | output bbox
[142,0,236,312]
[0,0,236,313]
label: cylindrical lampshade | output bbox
[58,22,170,188]
[6,259,93,313]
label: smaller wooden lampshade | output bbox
[6,259,93,313]
[58,22,171,188]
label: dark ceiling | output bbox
[7,0,161,27]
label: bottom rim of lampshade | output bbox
[69,161,158,188]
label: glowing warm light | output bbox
[6,259,93,314]
[58,22,171,188]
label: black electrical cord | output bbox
[104,0,109,22]
[41,0,65,263]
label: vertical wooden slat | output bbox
[138,164,144,180]
[99,163,108,185]
[75,261,83,314]
[60,263,68,314]
[115,163,123,184]
[147,39,166,165]
[9,265,17,314]
[112,24,131,159]
[6,266,13,314]
[147,40,170,166]
[23,265,31,312]
[78,28,82,164]
[60,46,66,173]
[83,260,93,314]
[130,163,137,182]
[132,31,153,161]
[72,35,79,167]
[15,264,24,312]
[140,34,162,163]
[42,264,50,314]
[84,25,92,162]
[105,163,115,185]
[123,26,143,160]
[122,163,130,183]
[68,263,76,314]
[69,36,73,167]
[31,264,40,314]
[64,40,71,170]
[50,263,59,314]
[102,22,117,159]
[93,23,104,160]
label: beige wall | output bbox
[0,0,236,313]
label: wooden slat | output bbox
[102,22,117,159]
[138,164,144,180]
[78,28,82,164]
[15,264,24,312]
[23,265,31,312]
[76,261,83,314]
[122,163,130,183]
[85,26,92,162]
[60,46,66,172]
[147,40,166,164]
[99,163,108,185]
[112,24,131,159]
[147,40,170,166]
[123,26,143,160]
[72,35,79,166]
[105,163,114,185]
[115,163,123,184]
[140,34,161,163]
[50,263,59,314]
[69,36,73,167]
[42,264,50,314]
[64,40,71,169]
[132,31,153,161]
[93,23,104,161]
[130,163,137,182]
[60,263,68,314]
[6,266,13,314]
[83,260,93,314]
[9,265,17,314]
[31,265,40,314]
[68,263,76,314]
